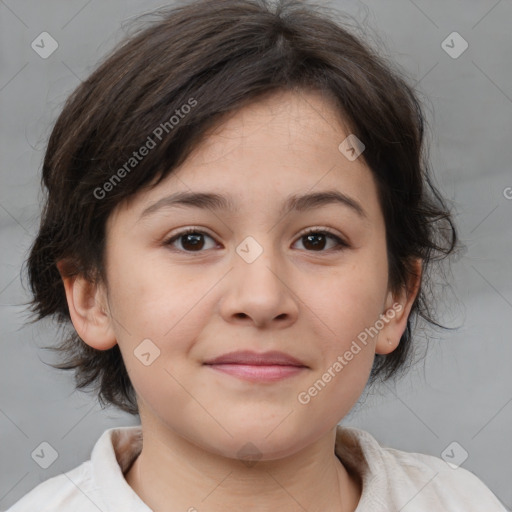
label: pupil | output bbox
[183,233,204,250]
[305,233,325,251]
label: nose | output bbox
[219,241,299,329]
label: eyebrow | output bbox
[138,190,367,220]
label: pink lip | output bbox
[203,350,308,382]
[204,350,307,366]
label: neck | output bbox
[124,424,362,512]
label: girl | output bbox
[9,0,506,510]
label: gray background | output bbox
[1,0,511,509]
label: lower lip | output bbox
[205,364,306,381]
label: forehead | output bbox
[109,89,381,228]
[189,89,354,162]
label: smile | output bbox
[204,363,307,382]
[203,350,309,382]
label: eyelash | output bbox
[163,226,349,254]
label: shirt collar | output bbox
[91,424,380,510]
[91,425,149,511]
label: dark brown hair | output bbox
[23,0,462,415]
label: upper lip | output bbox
[204,350,307,367]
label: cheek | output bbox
[303,255,388,346]
[107,243,205,332]
[294,267,383,424]
[105,255,215,401]
[109,267,211,416]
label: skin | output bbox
[59,89,421,512]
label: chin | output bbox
[208,423,307,461]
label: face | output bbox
[65,89,417,461]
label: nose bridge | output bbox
[234,233,283,293]
[221,232,298,327]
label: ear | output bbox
[57,261,117,350]
[375,258,422,355]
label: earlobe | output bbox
[57,262,117,351]
[375,258,422,355]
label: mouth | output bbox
[203,350,309,382]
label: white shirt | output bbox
[6,424,506,511]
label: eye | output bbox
[293,228,349,252]
[164,228,217,252]
[163,227,349,254]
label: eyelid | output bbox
[297,226,349,250]
[164,226,218,249]
[299,225,346,241]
